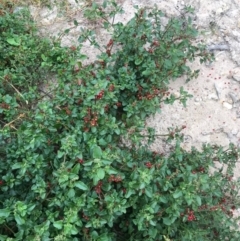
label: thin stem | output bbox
[4,224,15,235]
[140,133,175,138]
[0,77,28,105]
[86,36,104,53]
[3,113,26,130]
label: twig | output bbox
[4,224,15,235]
[3,113,26,130]
[4,79,28,105]
[207,44,229,52]
[140,134,172,138]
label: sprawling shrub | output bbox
[1,1,239,241]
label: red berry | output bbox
[78,159,84,164]
[116,102,122,107]
[145,162,153,168]
[107,39,114,48]
[152,40,159,46]
[108,84,114,92]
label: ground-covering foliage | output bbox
[1,1,240,240]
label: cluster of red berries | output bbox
[198,204,208,211]
[198,197,235,217]
[152,40,160,47]
[70,45,77,51]
[95,90,104,100]
[106,39,113,56]
[115,102,122,107]
[0,102,10,110]
[78,159,84,164]
[94,181,102,194]
[95,60,106,69]
[192,166,205,174]
[187,210,196,221]
[137,85,160,101]
[63,106,71,115]
[145,162,153,168]
[77,98,83,105]
[90,71,96,77]
[83,108,98,129]
[104,104,109,112]
[108,84,114,92]
[108,175,122,183]
[147,48,154,54]
[225,175,233,181]
[82,213,89,221]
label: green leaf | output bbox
[159,196,168,203]
[7,37,21,46]
[163,217,172,226]
[135,58,143,65]
[41,54,47,61]
[164,59,172,69]
[97,168,105,179]
[92,230,99,238]
[53,220,63,230]
[173,190,182,199]
[114,129,120,135]
[15,214,25,225]
[12,163,22,170]
[57,151,65,158]
[72,164,80,174]
[71,225,79,235]
[64,28,70,34]
[145,188,152,198]
[75,181,88,190]
[125,189,134,198]
[149,228,158,238]
[196,195,201,206]
[92,145,102,159]
[142,69,152,76]
[68,188,75,198]
[74,19,78,26]
[0,235,8,241]
[0,208,10,218]
[107,168,118,175]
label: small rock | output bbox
[194,102,200,106]
[215,128,223,133]
[226,132,234,139]
[227,98,233,104]
[202,96,208,102]
[231,129,238,135]
[208,93,218,100]
[214,83,221,98]
[205,61,214,67]
[13,7,25,13]
[201,131,213,136]
[194,97,201,102]
[39,7,58,25]
[236,107,240,117]
[233,75,240,82]
[183,135,192,143]
[222,101,233,110]
[173,92,180,98]
[228,92,238,103]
